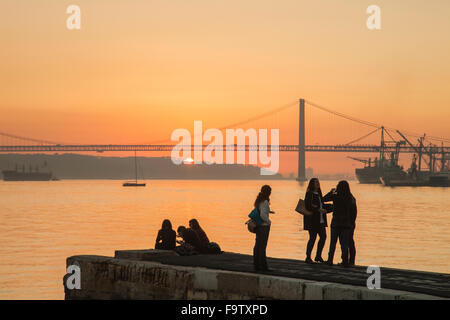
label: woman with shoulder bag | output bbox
[303,178,329,263]
[252,185,274,272]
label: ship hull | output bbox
[355,166,406,184]
[355,168,381,184]
[380,178,427,187]
[381,174,449,187]
[123,182,146,187]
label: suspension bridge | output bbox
[1,99,449,180]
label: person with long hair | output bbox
[303,178,329,263]
[155,219,176,250]
[253,185,274,272]
[348,204,357,266]
[189,218,223,255]
[176,225,203,253]
[323,180,357,267]
[189,218,210,248]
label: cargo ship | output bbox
[380,134,450,187]
[1,164,56,181]
[381,159,449,187]
[351,127,408,184]
[353,157,406,184]
[381,173,449,187]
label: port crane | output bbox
[396,130,431,172]
[347,156,371,166]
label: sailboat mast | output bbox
[134,150,138,183]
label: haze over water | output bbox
[0,179,449,299]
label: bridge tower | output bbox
[297,98,307,181]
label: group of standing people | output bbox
[251,179,357,272]
[303,178,357,267]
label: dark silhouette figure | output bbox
[323,180,357,267]
[304,178,330,263]
[189,218,222,254]
[155,219,176,250]
[177,225,205,254]
[189,218,210,247]
[253,185,274,272]
[348,196,358,266]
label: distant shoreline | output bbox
[0,153,356,181]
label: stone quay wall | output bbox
[63,251,445,300]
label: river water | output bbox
[0,179,449,299]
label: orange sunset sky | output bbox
[0,0,449,176]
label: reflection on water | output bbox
[0,179,449,299]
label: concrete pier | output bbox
[64,250,449,300]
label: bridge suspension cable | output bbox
[147,100,298,144]
[305,100,380,128]
[344,127,380,145]
[0,131,62,145]
[305,99,450,144]
[216,101,297,130]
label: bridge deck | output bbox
[1,144,448,153]
[115,250,450,298]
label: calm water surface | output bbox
[0,179,449,299]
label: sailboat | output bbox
[122,151,146,187]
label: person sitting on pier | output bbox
[189,218,222,254]
[155,219,177,250]
[304,178,330,263]
[189,218,210,247]
[323,180,357,267]
[176,225,205,255]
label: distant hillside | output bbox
[0,154,284,180]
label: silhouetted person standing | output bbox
[348,195,357,266]
[155,219,176,250]
[324,180,357,267]
[304,178,329,263]
[253,185,274,272]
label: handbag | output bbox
[295,198,313,216]
[246,206,263,234]
[246,219,257,233]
